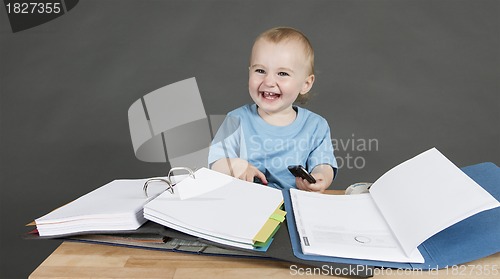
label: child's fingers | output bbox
[254,170,268,185]
[296,177,310,191]
[296,176,326,193]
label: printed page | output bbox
[370,148,500,257]
[290,189,424,263]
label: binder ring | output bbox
[168,167,196,187]
[143,167,195,197]
[143,178,173,197]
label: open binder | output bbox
[284,160,500,269]
[143,167,285,251]
[32,167,286,252]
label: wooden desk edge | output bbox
[29,241,500,279]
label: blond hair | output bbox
[253,27,315,104]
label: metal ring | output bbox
[143,167,195,197]
[168,167,196,188]
[143,178,173,197]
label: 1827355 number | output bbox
[6,2,62,14]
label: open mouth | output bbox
[262,91,281,100]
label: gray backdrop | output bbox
[1,0,498,277]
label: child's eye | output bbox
[255,69,265,74]
[278,72,290,77]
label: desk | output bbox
[29,190,500,278]
[29,242,499,278]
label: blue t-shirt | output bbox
[208,104,337,189]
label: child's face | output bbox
[249,38,314,116]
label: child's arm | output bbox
[211,158,268,185]
[295,164,334,193]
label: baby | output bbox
[208,27,337,192]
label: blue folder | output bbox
[283,162,500,269]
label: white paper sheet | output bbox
[35,178,167,236]
[291,190,424,263]
[370,148,500,256]
[176,168,233,200]
[144,168,284,249]
[290,148,500,263]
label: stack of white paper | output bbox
[144,168,284,250]
[35,178,166,237]
[291,148,500,263]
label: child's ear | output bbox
[300,74,315,94]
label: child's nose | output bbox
[263,74,277,87]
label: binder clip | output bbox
[143,167,195,197]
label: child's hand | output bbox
[211,158,268,185]
[295,175,327,193]
[231,158,268,184]
[295,165,333,193]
